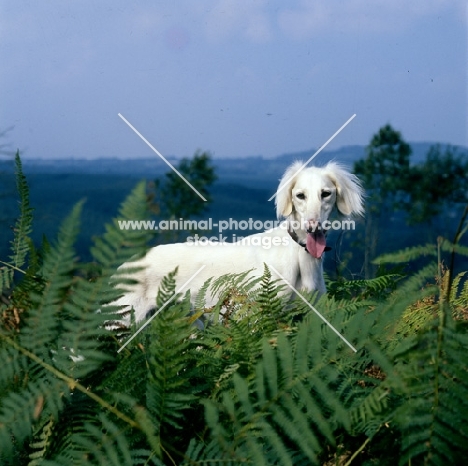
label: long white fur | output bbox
[113,161,364,322]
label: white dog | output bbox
[113,161,364,322]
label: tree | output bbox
[149,151,217,242]
[354,124,412,213]
[406,144,468,226]
[159,151,217,220]
[353,127,467,278]
[354,124,412,278]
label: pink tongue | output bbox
[306,231,327,258]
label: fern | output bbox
[0,151,35,314]
[374,243,438,263]
[0,202,85,463]
[0,159,161,464]
[193,277,213,312]
[392,312,468,465]
[450,271,468,320]
[0,151,34,294]
[327,271,404,300]
[91,180,151,310]
[145,295,200,461]
[10,151,34,270]
[2,152,468,465]
[155,266,178,309]
[196,321,351,465]
[28,416,54,465]
[19,201,84,356]
[196,265,294,397]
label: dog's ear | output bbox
[275,161,304,218]
[324,162,365,216]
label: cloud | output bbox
[277,0,464,39]
[204,0,273,43]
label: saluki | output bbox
[113,161,364,322]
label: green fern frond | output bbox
[374,243,437,263]
[449,271,466,301]
[91,180,151,290]
[439,237,468,257]
[450,271,468,320]
[89,181,153,334]
[0,373,70,463]
[0,151,34,297]
[348,382,391,435]
[200,319,263,397]
[18,201,84,358]
[392,316,468,464]
[364,267,433,345]
[28,416,54,465]
[201,320,350,465]
[10,151,34,271]
[389,269,467,347]
[197,265,293,396]
[144,294,200,460]
[328,273,403,300]
[193,277,213,312]
[49,412,161,466]
[253,264,285,320]
[209,269,262,317]
[92,180,149,261]
[155,266,178,309]
[0,267,12,296]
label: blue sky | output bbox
[1,0,466,160]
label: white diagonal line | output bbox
[268,264,357,352]
[118,113,207,202]
[268,113,356,202]
[117,265,206,353]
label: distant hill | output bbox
[2,142,465,191]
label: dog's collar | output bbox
[287,224,332,254]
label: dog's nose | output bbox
[306,219,321,233]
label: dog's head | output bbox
[275,161,364,258]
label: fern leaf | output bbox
[91,180,150,273]
[28,416,54,465]
[9,151,34,271]
[202,318,350,464]
[193,277,213,311]
[155,266,178,308]
[440,237,468,257]
[392,313,468,464]
[18,201,83,358]
[374,243,437,263]
[90,181,153,333]
[144,290,199,459]
[0,151,34,296]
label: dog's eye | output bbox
[321,190,332,199]
[296,192,306,200]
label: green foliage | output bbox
[1,153,468,465]
[158,150,217,220]
[406,144,468,224]
[353,124,412,278]
[0,151,34,295]
[198,327,349,465]
[392,313,468,464]
[327,266,404,300]
[352,126,467,280]
[354,124,412,213]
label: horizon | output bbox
[4,139,467,163]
